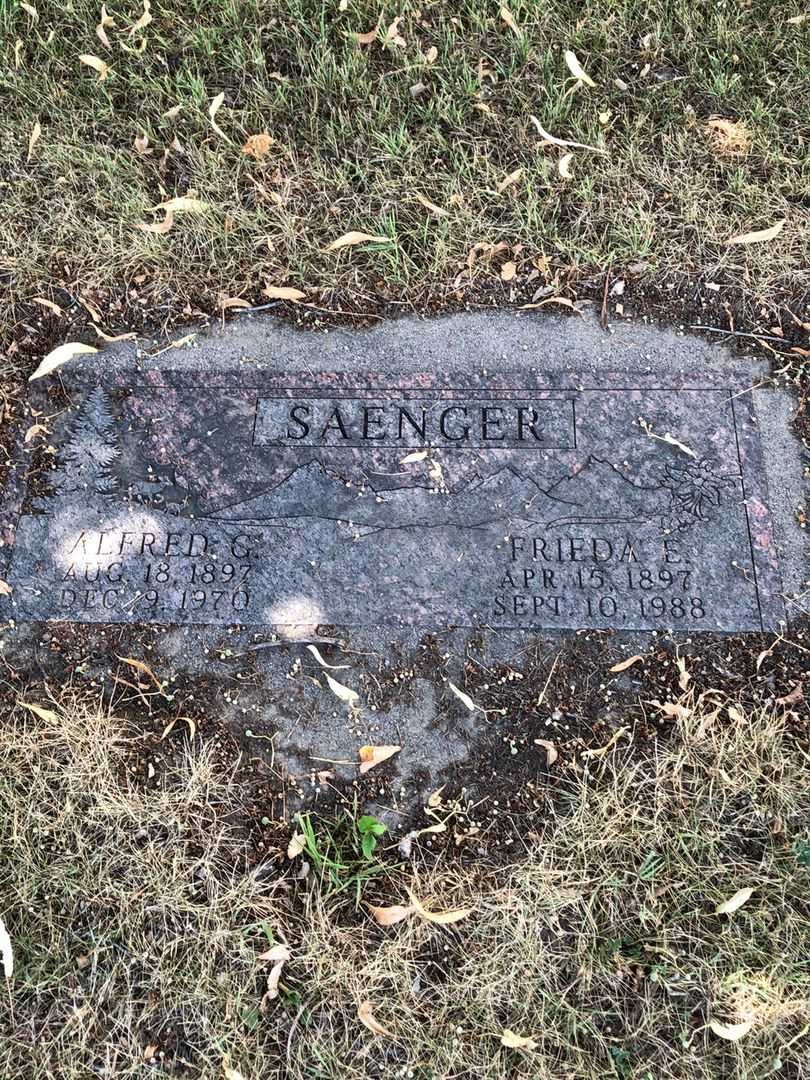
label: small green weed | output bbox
[296,809,390,902]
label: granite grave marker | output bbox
[0,319,792,634]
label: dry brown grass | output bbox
[0,686,808,1078]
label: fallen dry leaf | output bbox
[96,4,115,47]
[716,887,754,915]
[447,680,479,712]
[19,701,59,723]
[325,230,391,251]
[638,417,697,458]
[29,342,98,381]
[581,725,630,760]
[658,700,690,721]
[500,260,517,282]
[357,1000,393,1037]
[355,25,379,45]
[400,449,428,464]
[676,656,690,691]
[258,944,291,963]
[499,5,521,35]
[287,832,306,858]
[533,738,558,766]
[709,1019,754,1041]
[725,220,785,246]
[27,119,41,161]
[407,888,474,925]
[221,1063,246,1080]
[208,91,227,138]
[116,654,163,691]
[324,672,359,704]
[219,297,251,310]
[519,296,581,312]
[133,132,150,155]
[242,132,273,159]
[92,326,137,342]
[609,654,644,673]
[384,15,406,47]
[162,104,183,119]
[136,209,174,234]
[24,423,48,443]
[20,2,38,20]
[425,45,438,63]
[129,0,152,36]
[500,1029,537,1050]
[558,152,574,178]
[262,285,307,301]
[787,13,807,23]
[368,903,416,926]
[530,115,604,153]
[359,744,401,774]
[496,167,523,193]
[564,49,596,87]
[306,644,349,669]
[776,682,803,707]
[160,716,196,741]
[414,192,449,217]
[79,54,110,80]
[727,704,745,722]
[31,296,63,316]
[150,196,208,213]
[0,580,12,596]
[0,917,12,979]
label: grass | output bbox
[1,0,809,360]
[1,686,808,1078]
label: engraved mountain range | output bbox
[209,456,666,530]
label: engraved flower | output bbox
[661,458,735,530]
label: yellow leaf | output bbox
[20,2,38,20]
[162,104,183,120]
[136,209,174,234]
[676,656,690,691]
[129,0,152,35]
[220,297,251,310]
[368,903,416,926]
[79,54,110,80]
[520,296,581,312]
[29,342,98,380]
[24,423,48,442]
[499,6,521,35]
[558,152,574,178]
[359,744,401,774]
[208,91,227,138]
[19,701,59,723]
[400,449,428,464]
[716,887,754,915]
[96,4,115,47]
[27,119,41,161]
[414,192,449,217]
[0,580,12,596]
[407,888,474,925]
[324,672,359,704]
[242,132,273,159]
[287,832,306,858]
[306,644,349,670]
[496,167,522,193]
[325,230,391,251]
[727,704,745,722]
[529,116,604,153]
[262,285,307,301]
[709,1019,755,1041]
[533,738,558,765]
[725,220,785,246]
[257,944,291,963]
[609,654,643,673]
[92,326,137,342]
[500,1029,538,1050]
[500,260,517,282]
[150,196,208,213]
[357,1000,393,1037]
[425,45,438,63]
[564,49,596,87]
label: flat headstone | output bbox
[0,313,803,634]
